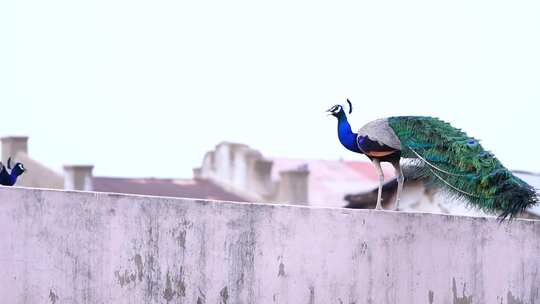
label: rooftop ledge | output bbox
[0,186,538,303]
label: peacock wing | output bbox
[357,118,402,150]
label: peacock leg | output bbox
[392,160,404,211]
[373,159,384,210]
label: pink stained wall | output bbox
[0,186,538,303]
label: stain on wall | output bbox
[220,286,229,304]
[134,254,144,282]
[278,261,286,277]
[507,291,524,304]
[452,278,473,304]
[48,289,58,304]
[163,271,174,302]
[308,286,315,304]
[226,208,257,303]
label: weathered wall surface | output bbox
[0,186,539,304]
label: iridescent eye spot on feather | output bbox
[479,151,493,158]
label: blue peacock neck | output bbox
[8,170,21,186]
[336,111,361,153]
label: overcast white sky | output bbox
[1,0,539,178]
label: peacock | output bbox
[327,99,538,219]
[0,157,26,186]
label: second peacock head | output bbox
[11,162,26,177]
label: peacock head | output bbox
[11,162,26,177]
[326,99,353,118]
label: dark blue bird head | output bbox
[326,99,353,118]
[11,162,26,177]
[326,104,344,118]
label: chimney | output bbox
[64,165,94,191]
[232,146,249,189]
[193,167,202,179]
[276,167,309,204]
[244,150,263,193]
[252,159,274,197]
[1,136,28,163]
[199,151,215,179]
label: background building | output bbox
[0,136,243,202]
[3,136,539,218]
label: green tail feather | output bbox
[388,116,538,219]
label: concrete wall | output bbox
[0,186,539,304]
